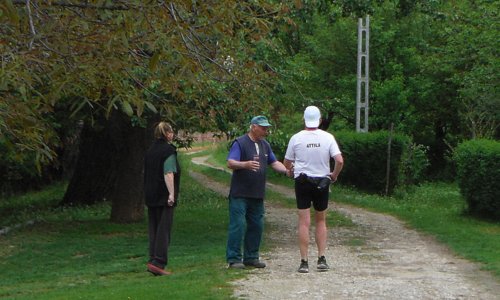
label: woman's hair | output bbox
[154,122,173,139]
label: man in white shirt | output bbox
[284,106,344,273]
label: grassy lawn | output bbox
[1,143,498,299]
[0,152,245,299]
[0,182,68,229]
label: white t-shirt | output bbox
[284,129,341,178]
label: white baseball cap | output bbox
[304,106,321,128]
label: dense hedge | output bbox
[334,131,410,194]
[0,139,41,196]
[269,129,428,195]
[0,139,64,196]
[453,139,500,220]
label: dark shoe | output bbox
[298,259,309,273]
[228,262,246,269]
[147,263,172,276]
[317,256,330,272]
[243,260,266,268]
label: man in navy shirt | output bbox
[226,116,291,269]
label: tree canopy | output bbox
[1,0,289,220]
[1,0,283,161]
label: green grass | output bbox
[0,182,68,228]
[0,153,244,299]
[332,183,500,277]
[1,144,498,299]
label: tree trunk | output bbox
[108,112,151,223]
[61,119,116,206]
[61,110,154,223]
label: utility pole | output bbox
[356,15,370,133]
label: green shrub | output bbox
[334,130,418,195]
[266,128,291,160]
[0,138,45,196]
[398,142,430,186]
[268,129,428,195]
[453,139,500,220]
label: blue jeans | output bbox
[226,196,264,263]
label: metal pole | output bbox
[356,15,369,133]
[365,16,370,132]
[356,18,362,132]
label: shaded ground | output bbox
[189,155,500,300]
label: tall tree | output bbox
[274,0,498,178]
[1,1,281,222]
[442,0,500,139]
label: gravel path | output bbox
[189,155,500,300]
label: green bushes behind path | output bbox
[267,130,429,195]
[336,131,405,193]
[454,139,500,220]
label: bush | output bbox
[453,139,500,220]
[333,130,428,195]
[266,128,290,161]
[334,131,411,194]
[0,138,63,197]
[398,142,430,186]
[0,139,41,196]
[268,129,428,196]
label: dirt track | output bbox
[189,155,500,300]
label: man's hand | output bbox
[248,160,260,172]
[328,172,337,182]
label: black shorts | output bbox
[294,179,329,211]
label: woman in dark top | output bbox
[143,122,181,276]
